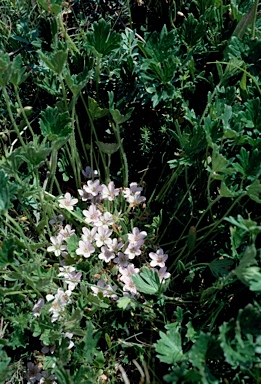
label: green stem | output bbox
[251,0,259,39]
[5,213,34,258]
[58,13,80,54]
[14,85,34,137]
[113,122,128,187]
[80,92,108,180]
[2,86,26,149]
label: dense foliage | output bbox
[0,0,261,383]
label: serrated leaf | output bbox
[188,333,211,369]
[66,234,79,256]
[246,180,261,203]
[220,181,240,198]
[88,97,109,120]
[155,323,184,364]
[38,48,68,74]
[86,19,120,57]
[64,68,90,96]
[210,145,234,178]
[39,106,72,144]
[234,245,257,282]
[110,108,134,125]
[208,258,234,277]
[131,267,161,295]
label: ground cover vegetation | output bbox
[0,0,261,382]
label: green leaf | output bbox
[88,97,109,120]
[96,141,119,155]
[208,258,234,277]
[39,106,72,145]
[10,54,29,86]
[37,0,63,16]
[188,333,211,370]
[0,170,18,215]
[66,234,79,256]
[155,323,184,364]
[64,68,90,96]
[0,237,17,269]
[38,46,68,74]
[219,181,240,198]
[219,320,257,368]
[64,308,83,332]
[234,245,257,282]
[143,25,178,62]
[110,108,134,125]
[18,139,51,168]
[241,98,261,129]
[86,19,120,57]
[246,180,261,203]
[131,267,161,295]
[210,144,234,179]
[0,51,11,87]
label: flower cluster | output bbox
[35,173,171,372]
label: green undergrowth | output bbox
[0,0,261,383]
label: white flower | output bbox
[122,276,138,295]
[84,179,102,196]
[58,224,75,239]
[127,191,146,206]
[78,185,93,201]
[65,332,74,350]
[83,204,102,224]
[47,235,67,257]
[96,211,114,227]
[46,288,72,322]
[124,242,142,259]
[108,238,124,253]
[91,280,118,300]
[128,227,147,245]
[119,263,139,283]
[101,181,120,201]
[149,248,168,268]
[58,192,78,211]
[58,266,82,291]
[158,266,171,281]
[32,298,45,317]
[98,246,115,262]
[81,226,97,242]
[95,226,112,247]
[76,240,95,258]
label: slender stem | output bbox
[251,0,259,39]
[2,86,26,149]
[14,85,34,137]
[80,92,108,180]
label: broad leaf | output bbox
[155,323,184,364]
[131,267,161,295]
[39,106,72,145]
[86,19,120,57]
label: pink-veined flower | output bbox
[58,192,78,211]
[47,235,67,256]
[149,248,168,268]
